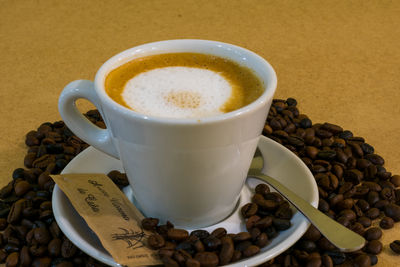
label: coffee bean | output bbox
[303,225,321,242]
[61,239,77,258]
[47,238,62,257]
[354,254,371,267]
[6,252,19,267]
[33,227,51,245]
[0,218,7,230]
[370,254,378,266]
[365,207,380,219]
[273,218,291,230]
[211,228,227,238]
[384,203,400,221]
[31,257,52,267]
[29,244,47,257]
[365,240,382,255]
[297,239,317,253]
[7,198,29,224]
[358,216,372,228]
[324,251,346,265]
[389,240,400,254]
[194,252,219,267]
[167,229,189,242]
[245,215,260,230]
[242,245,260,258]
[19,246,31,267]
[233,232,251,242]
[148,234,165,249]
[141,217,159,231]
[202,236,221,251]
[364,154,384,166]
[241,203,258,218]
[390,174,400,187]
[219,236,234,265]
[186,258,201,267]
[190,230,209,240]
[379,216,394,229]
[364,227,382,241]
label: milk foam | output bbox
[122,67,233,118]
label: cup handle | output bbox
[58,80,119,159]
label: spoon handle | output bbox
[250,172,366,252]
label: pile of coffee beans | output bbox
[141,182,293,267]
[258,98,400,266]
[0,111,112,267]
[0,99,399,267]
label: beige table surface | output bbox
[1,0,399,265]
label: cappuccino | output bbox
[105,53,264,118]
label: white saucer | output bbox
[52,136,318,267]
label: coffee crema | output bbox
[105,53,264,118]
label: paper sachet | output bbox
[51,173,162,267]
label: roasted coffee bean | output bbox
[6,252,19,267]
[384,203,400,221]
[211,228,227,238]
[389,240,400,254]
[364,227,382,241]
[365,240,382,255]
[190,230,210,240]
[14,181,31,197]
[344,169,363,185]
[141,217,159,231]
[148,234,165,249]
[33,227,51,245]
[167,228,189,242]
[61,239,77,258]
[0,218,7,230]
[317,237,336,252]
[194,252,219,267]
[47,238,62,257]
[255,183,270,195]
[303,225,321,242]
[219,236,234,265]
[8,198,29,224]
[379,216,394,229]
[365,208,380,219]
[275,202,293,219]
[297,239,317,253]
[358,216,372,228]
[203,235,221,251]
[29,244,47,257]
[324,251,346,265]
[19,246,31,267]
[273,218,291,230]
[318,198,329,212]
[245,215,260,230]
[254,232,268,248]
[241,203,258,218]
[350,222,365,236]
[367,191,380,206]
[233,232,251,242]
[390,174,400,187]
[364,154,384,166]
[353,253,371,267]
[242,245,260,258]
[186,258,201,267]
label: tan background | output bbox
[1,0,399,265]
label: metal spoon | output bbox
[248,148,366,252]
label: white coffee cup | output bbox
[58,39,277,228]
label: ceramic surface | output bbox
[52,136,318,266]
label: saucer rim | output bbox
[52,136,318,267]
